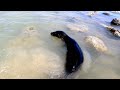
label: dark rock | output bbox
[111,18,120,25]
[102,12,110,15]
[106,26,120,37]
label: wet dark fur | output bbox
[51,31,84,74]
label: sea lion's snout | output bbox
[51,32,58,37]
[51,31,67,39]
[51,32,54,36]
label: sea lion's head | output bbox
[51,31,67,39]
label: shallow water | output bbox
[0,11,120,79]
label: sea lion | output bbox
[51,31,84,74]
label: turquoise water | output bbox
[0,11,119,79]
